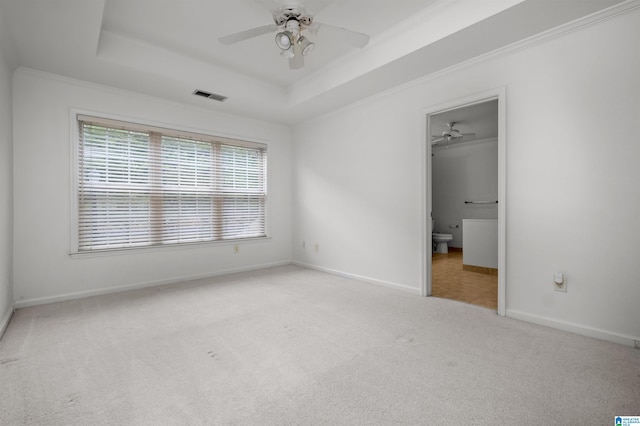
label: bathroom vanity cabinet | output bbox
[462,219,498,269]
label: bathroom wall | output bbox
[432,138,498,247]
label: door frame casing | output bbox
[421,87,506,316]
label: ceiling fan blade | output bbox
[219,24,278,45]
[289,43,304,69]
[310,22,369,48]
[431,137,446,144]
[461,132,477,139]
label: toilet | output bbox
[432,220,453,254]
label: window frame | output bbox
[69,110,270,256]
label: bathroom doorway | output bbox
[422,90,506,315]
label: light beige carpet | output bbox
[1,265,638,425]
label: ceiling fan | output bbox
[431,122,476,145]
[218,0,370,69]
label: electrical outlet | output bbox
[302,241,306,249]
[314,243,319,252]
[554,281,567,292]
[553,273,567,293]
[233,245,239,254]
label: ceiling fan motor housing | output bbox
[273,8,313,27]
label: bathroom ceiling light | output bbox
[432,122,476,145]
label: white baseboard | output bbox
[506,309,638,348]
[13,261,292,309]
[14,262,635,349]
[0,306,14,340]
[293,261,422,296]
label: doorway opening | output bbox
[422,89,506,315]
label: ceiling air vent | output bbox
[193,90,227,102]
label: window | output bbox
[75,115,267,252]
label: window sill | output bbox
[69,236,271,259]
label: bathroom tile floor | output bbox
[431,251,498,311]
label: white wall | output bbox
[293,8,640,343]
[432,139,498,247]
[0,9,14,334]
[12,69,293,306]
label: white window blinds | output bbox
[76,116,267,252]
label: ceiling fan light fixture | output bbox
[219,4,370,70]
[275,31,293,50]
[297,36,315,56]
[280,47,295,59]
